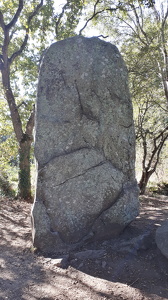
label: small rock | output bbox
[102,261,107,268]
[51,256,69,268]
[110,230,153,254]
[78,262,84,269]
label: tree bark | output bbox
[139,169,154,195]
[18,106,35,201]
[18,136,32,201]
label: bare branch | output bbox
[152,101,168,112]
[147,126,168,170]
[17,101,28,109]
[55,1,70,36]
[96,34,109,39]
[130,3,149,45]
[154,125,168,141]
[79,10,105,35]
[140,4,144,28]
[153,4,160,22]
[153,133,168,171]
[79,0,104,35]
[7,0,23,30]
[118,16,146,44]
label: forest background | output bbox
[0,0,168,202]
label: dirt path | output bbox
[0,195,168,300]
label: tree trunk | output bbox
[18,135,32,202]
[139,169,154,194]
[138,126,168,195]
[0,1,42,202]
[1,66,34,202]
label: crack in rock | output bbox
[75,80,100,123]
[55,160,107,187]
[38,146,91,170]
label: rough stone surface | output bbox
[110,230,153,254]
[32,35,139,254]
[73,250,106,260]
[155,220,168,259]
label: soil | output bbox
[0,194,168,300]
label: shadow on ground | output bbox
[66,196,168,299]
[0,195,168,300]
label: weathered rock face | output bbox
[155,221,168,259]
[32,36,139,254]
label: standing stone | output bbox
[32,36,139,254]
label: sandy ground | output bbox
[0,194,168,300]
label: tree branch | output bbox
[154,125,168,141]
[118,16,145,44]
[130,3,149,45]
[9,28,17,41]
[79,0,104,35]
[6,0,23,30]
[1,68,24,142]
[55,1,70,36]
[161,7,168,104]
[0,10,5,30]
[27,0,43,27]
[0,54,4,70]
[96,34,109,39]
[147,126,168,171]
[9,34,28,64]
[26,105,35,139]
[162,5,168,29]
[79,10,105,35]
[9,0,43,65]
[153,133,168,171]
[17,101,28,109]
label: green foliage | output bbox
[152,182,168,196]
[0,0,86,198]
[0,98,18,163]
[0,172,15,197]
[0,97,18,192]
[88,0,168,191]
[1,0,166,196]
[55,0,84,40]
